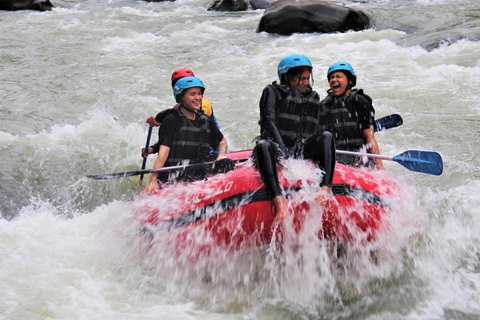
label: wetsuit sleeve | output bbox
[150,130,161,154]
[155,108,176,124]
[210,111,220,129]
[149,108,177,153]
[259,85,287,154]
[158,113,178,148]
[209,117,224,148]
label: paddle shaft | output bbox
[87,157,250,180]
[336,150,393,161]
[336,149,443,175]
[140,126,153,180]
[87,114,404,180]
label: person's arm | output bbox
[216,137,227,160]
[207,116,227,160]
[141,130,161,158]
[142,109,175,157]
[155,108,176,124]
[363,128,384,169]
[149,140,160,155]
[259,85,287,154]
[351,92,384,169]
[142,115,161,158]
[146,116,161,127]
[147,113,178,191]
[147,145,170,193]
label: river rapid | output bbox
[1,0,480,319]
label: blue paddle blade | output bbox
[393,150,443,176]
[374,114,403,132]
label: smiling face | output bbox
[328,70,351,97]
[181,87,203,111]
[289,69,311,93]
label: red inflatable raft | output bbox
[134,150,402,258]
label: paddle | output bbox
[88,113,403,180]
[336,150,443,176]
[88,148,442,180]
[374,114,402,132]
[140,126,153,181]
[87,157,250,180]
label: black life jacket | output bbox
[322,89,374,151]
[165,108,213,167]
[260,82,325,150]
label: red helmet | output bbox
[171,68,195,82]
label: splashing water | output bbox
[104,159,420,310]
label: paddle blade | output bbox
[393,150,443,176]
[375,114,403,132]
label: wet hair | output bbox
[281,66,314,86]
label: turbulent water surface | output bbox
[1,0,480,319]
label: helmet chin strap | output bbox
[342,82,353,96]
[179,102,196,114]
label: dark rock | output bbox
[250,0,272,10]
[0,0,53,11]
[208,0,249,11]
[257,0,371,35]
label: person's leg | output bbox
[303,132,336,204]
[303,131,335,187]
[253,140,287,218]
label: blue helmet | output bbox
[172,76,205,102]
[327,61,357,87]
[277,54,312,81]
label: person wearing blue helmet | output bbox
[321,62,384,169]
[254,54,336,219]
[141,68,220,159]
[147,76,232,193]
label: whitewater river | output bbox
[1,0,480,319]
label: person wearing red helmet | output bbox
[142,68,219,158]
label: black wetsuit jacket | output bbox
[259,81,327,156]
[321,89,376,166]
[255,82,335,195]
